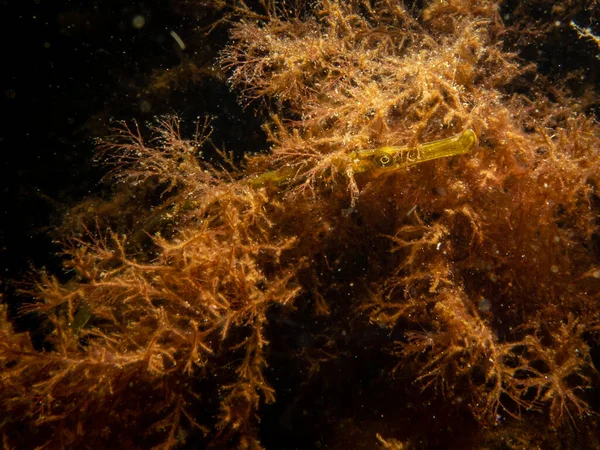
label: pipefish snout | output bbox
[350,129,478,175]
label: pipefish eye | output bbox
[375,152,393,167]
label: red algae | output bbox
[2,1,600,449]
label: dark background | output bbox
[0,0,266,292]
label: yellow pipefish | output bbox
[350,129,478,176]
[249,129,477,187]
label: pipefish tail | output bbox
[350,129,478,175]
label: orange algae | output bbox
[2,1,600,449]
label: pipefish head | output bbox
[350,147,405,176]
[349,129,478,177]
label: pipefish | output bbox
[250,129,478,188]
[129,130,478,240]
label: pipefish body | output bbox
[250,129,478,187]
